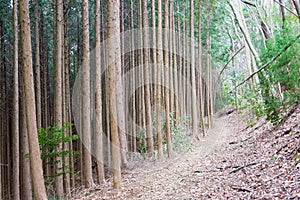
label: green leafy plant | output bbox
[38,122,79,187]
[169,114,192,153]
[136,129,148,154]
[258,25,300,124]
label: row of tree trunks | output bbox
[2,0,217,197]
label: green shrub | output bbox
[258,26,300,124]
[37,122,79,187]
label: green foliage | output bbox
[164,114,192,154]
[136,129,148,155]
[258,26,300,124]
[38,122,79,187]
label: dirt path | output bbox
[73,106,300,199]
[71,113,243,199]
[118,113,242,199]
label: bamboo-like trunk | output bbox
[12,0,20,198]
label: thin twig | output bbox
[229,162,258,174]
[231,185,252,193]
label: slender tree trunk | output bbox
[117,0,128,168]
[21,81,33,200]
[82,0,93,187]
[292,0,300,22]
[197,6,205,136]
[12,0,20,198]
[169,0,174,116]
[164,0,173,157]
[207,35,214,128]
[279,0,286,26]
[172,3,179,121]
[108,0,122,189]
[34,0,41,129]
[142,0,154,156]
[54,0,64,196]
[156,0,163,159]
[190,0,199,141]
[182,5,187,117]
[19,0,48,199]
[130,0,137,153]
[229,0,259,60]
[62,5,71,192]
[94,0,105,184]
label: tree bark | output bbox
[198,3,206,136]
[82,0,93,188]
[34,0,41,129]
[21,82,33,200]
[190,0,199,141]
[292,0,300,22]
[117,0,128,168]
[19,0,48,199]
[229,0,259,60]
[156,0,163,159]
[94,0,105,184]
[54,0,64,196]
[142,0,154,156]
[108,0,122,189]
[12,0,20,198]
[164,0,173,157]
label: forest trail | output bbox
[119,112,242,199]
[73,110,245,199]
[72,105,300,199]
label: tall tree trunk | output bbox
[156,0,163,159]
[12,0,20,199]
[54,0,64,196]
[169,0,174,116]
[34,0,41,128]
[19,0,48,199]
[142,0,154,156]
[21,81,33,200]
[279,0,286,26]
[164,0,173,157]
[198,3,205,136]
[108,0,122,189]
[130,0,137,153]
[62,4,71,192]
[117,0,128,168]
[94,0,105,184]
[190,0,199,141]
[82,0,93,187]
[229,0,259,60]
[172,2,179,121]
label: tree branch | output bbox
[241,0,256,7]
[274,0,299,17]
[217,45,245,82]
[233,33,300,90]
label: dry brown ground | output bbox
[70,105,300,199]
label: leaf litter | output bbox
[70,104,300,199]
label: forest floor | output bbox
[71,104,300,200]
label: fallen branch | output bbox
[233,34,300,91]
[231,186,252,193]
[229,162,258,174]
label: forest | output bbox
[0,0,299,199]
